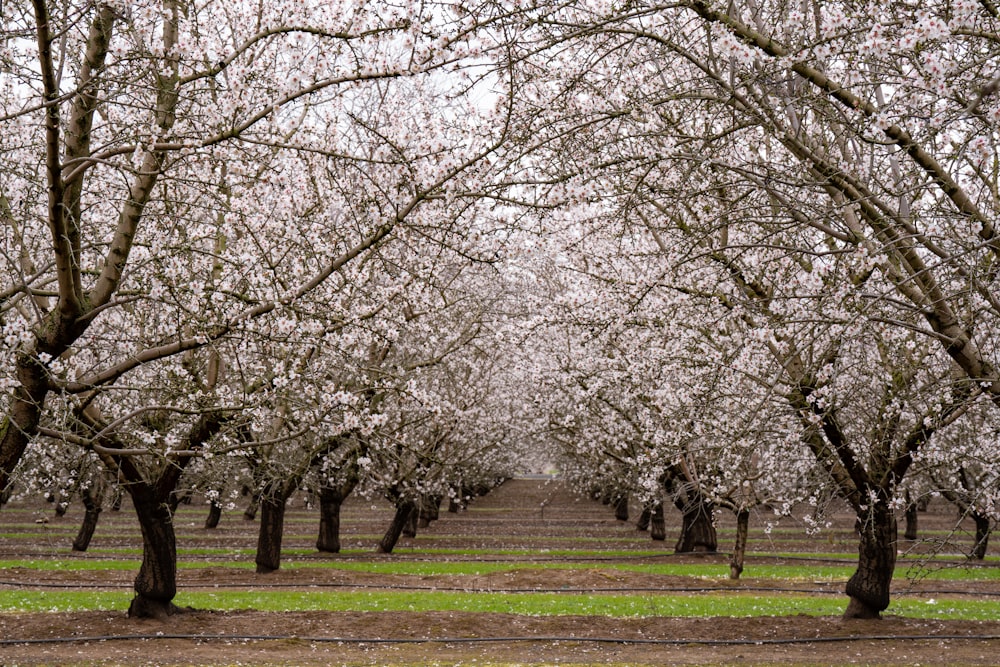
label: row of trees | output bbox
[2,0,999,621]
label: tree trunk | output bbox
[243,493,260,521]
[402,503,418,538]
[72,483,104,552]
[377,500,416,554]
[971,512,991,560]
[0,356,51,507]
[613,494,629,522]
[418,495,442,528]
[54,486,70,517]
[729,508,750,580]
[904,495,918,541]
[636,506,651,531]
[111,487,124,511]
[650,503,666,541]
[204,501,222,529]
[674,495,718,553]
[843,504,897,619]
[255,492,288,573]
[316,484,354,553]
[128,490,181,619]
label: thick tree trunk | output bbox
[650,503,666,541]
[971,512,991,560]
[72,482,104,552]
[204,501,222,529]
[729,508,750,580]
[316,482,356,553]
[844,504,897,619]
[377,500,416,554]
[128,491,181,619]
[255,492,289,573]
[674,496,718,553]
[613,494,629,522]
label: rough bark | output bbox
[729,508,750,580]
[377,500,416,554]
[128,489,181,619]
[843,505,897,619]
[255,491,288,573]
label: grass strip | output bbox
[4,558,1000,582]
[1,589,998,620]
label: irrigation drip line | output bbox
[3,578,998,597]
[6,632,1000,647]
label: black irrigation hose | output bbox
[3,578,998,597]
[5,632,1000,647]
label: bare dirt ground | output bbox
[3,479,1000,666]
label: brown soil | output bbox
[3,478,1000,666]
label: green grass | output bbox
[1,588,996,620]
[5,557,999,581]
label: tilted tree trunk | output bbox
[0,357,52,511]
[204,500,222,529]
[636,506,651,531]
[81,409,226,618]
[649,502,666,541]
[72,480,105,552]
[674,496,718,553]
[243,493,261,521]
[377,499,416,554]
[843,503,897,619]
[729,508,750,580]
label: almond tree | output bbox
[500,0,999,617]
[1,0,515,617]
